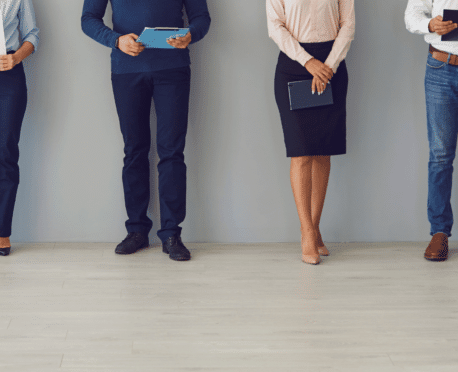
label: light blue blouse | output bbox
[1,0,39,53]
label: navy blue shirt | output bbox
[81,0,210,74]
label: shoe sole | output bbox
[115,243,149,255]
[162,247,191,261]
[424,256,448,262]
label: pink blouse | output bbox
[266,0,355,72]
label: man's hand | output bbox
[0,54,19,72]
[118,34,145,56]
[304,59,333,93]
[167,32,192,49]
[429,15,458,35]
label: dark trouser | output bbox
[0,62,27,237]
[111,66,190,242]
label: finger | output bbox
[317,73,329,85]
[437,15,443,22]
[437,25,457,35]
[311,78,316,94]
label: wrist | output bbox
[12,52,22,65]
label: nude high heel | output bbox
[301,254,321,265]
[318,245,329,256]
[301,236,321,265]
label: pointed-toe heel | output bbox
[318,245,329,256]
[301,254,321,265]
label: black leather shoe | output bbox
[162,235,191,261]
[0,248,10,256]
[115,233,149,255]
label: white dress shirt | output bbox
[405,0,458,54]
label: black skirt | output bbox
[274,40,348,157]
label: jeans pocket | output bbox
[427,54,446,69]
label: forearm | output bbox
[324,0,355,72]
[405,0,433,34]
[184,0,211,44]
[266,0,313,66]
[81,0,122,48]
[14,41,35,63]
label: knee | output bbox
[291,156,313,167]
[429,149,455,165]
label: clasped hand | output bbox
[304,59,333,95]
[0,54,19,72]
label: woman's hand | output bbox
[311,76,329,95]
[167,32,192,49]
[0,54,19,72]
[305,58,333,93]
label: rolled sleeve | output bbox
[19,0,40,52]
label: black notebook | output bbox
[442,9,458,41]
[287,80,333,110]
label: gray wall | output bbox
[12,1,446,243]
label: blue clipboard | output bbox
[136,27,190,49]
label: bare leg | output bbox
[311,156,331,249]
[290,156,319,261]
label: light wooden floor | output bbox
[0,241,457,372]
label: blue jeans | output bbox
[425,53,458,237]
[111,67,190,243]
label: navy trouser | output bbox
[0,62,28,237]
[111,66,190,242]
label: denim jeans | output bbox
[425,53,458,237]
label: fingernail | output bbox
[312,91,315,95]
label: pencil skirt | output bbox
[274,40,348,157]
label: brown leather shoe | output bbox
[424,233,448,262]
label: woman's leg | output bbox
[311,156,331,249]
[290,156,319,259]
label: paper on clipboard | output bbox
[0,11,6,55]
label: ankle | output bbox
[0,237,11,248]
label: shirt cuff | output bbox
[110,32,123,49]
[422,18,432,34]
[23,35,39,53]
[296,51,313,67]
[188,26,196,44]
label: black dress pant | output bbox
[0,62,27,237]
[111,66,190,242]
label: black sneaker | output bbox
[115,232,149,255]
[162,235,191,261]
